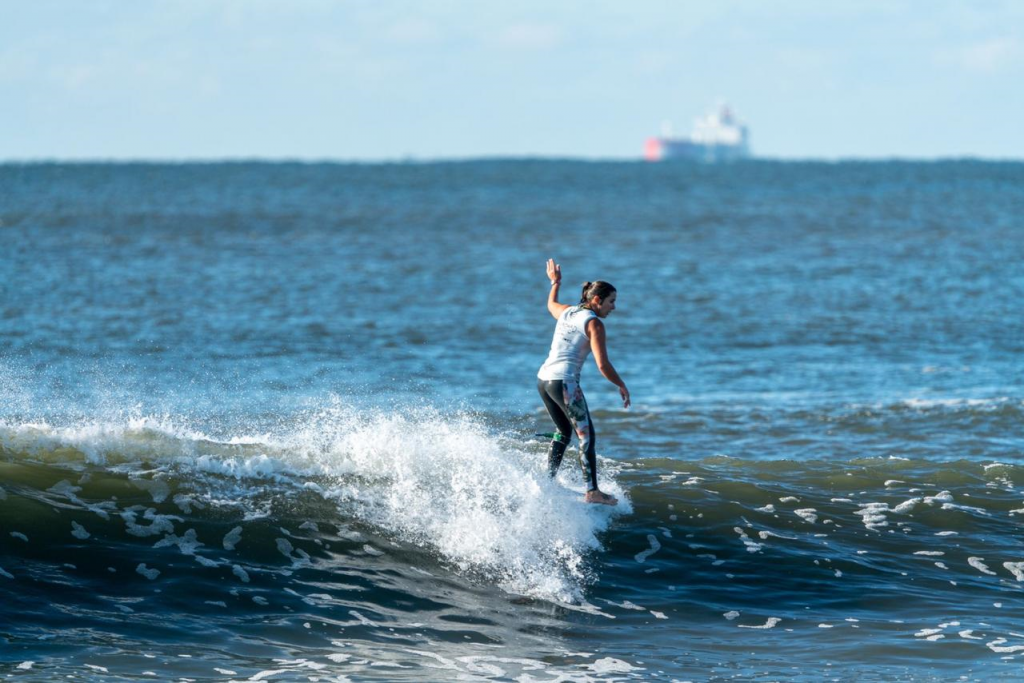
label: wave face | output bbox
[0,407,639,679]
[3,160,1024,679]
[5,408,1024,680]
[0,405,624,600]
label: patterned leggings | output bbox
[537,378,597,491]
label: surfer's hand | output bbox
[546,259,561,283]
[620,385,630,409]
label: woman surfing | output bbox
[537,258,630,506]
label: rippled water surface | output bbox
[2,160,1024,680]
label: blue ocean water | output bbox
[2,160,1024,680]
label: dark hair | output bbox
[580,280,616,304]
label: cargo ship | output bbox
[644,105,750,162]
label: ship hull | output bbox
[646,138,750,162]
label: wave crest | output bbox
[0,400,629,602]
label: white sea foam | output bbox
[306,404,628,602]
[892,498,921,514]
[154,528,203,555]
[0,403,629,603]
[987,638,1024,654]
[794,508,818,524]
[136,564,160,580]
[1002,562,1024,582]
[173,494,203,514]
[758,530,796,540]
[194,555,219,568]
[349,610,377,627]
[733,527,763,553]
[222,526,242,550]
[901,397,1008,410]
[276,538,312,568]
[941,502,988,515]
[854,502,890,531]
[588,657,641,673]
[739,617,781,629]
[634,535,661,563]
[46,480,116,520]
[968,557,997,575]
[924,491,954,505]
[121,507,179,537]
[134,478,171,503]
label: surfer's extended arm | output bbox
[546,258,570,319]
[588,318,630,408]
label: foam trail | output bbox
[0,401,629,603]
[303,404,631,601]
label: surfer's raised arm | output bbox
[546,258,570,319]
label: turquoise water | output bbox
[2,160,1024,680]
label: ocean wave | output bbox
[0,401,630,603]
[853,396,1023,413]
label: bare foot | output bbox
[584,490,618,506]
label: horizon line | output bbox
[1,154,1021,165]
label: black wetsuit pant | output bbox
[537,378,598,491]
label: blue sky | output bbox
[2,0,1022,160]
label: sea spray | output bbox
[0,399,629,603]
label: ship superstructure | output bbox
[645,105,751,162]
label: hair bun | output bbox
[580,280,616,305]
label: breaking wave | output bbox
[0,398,630,603]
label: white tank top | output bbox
[537,306,598,381]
